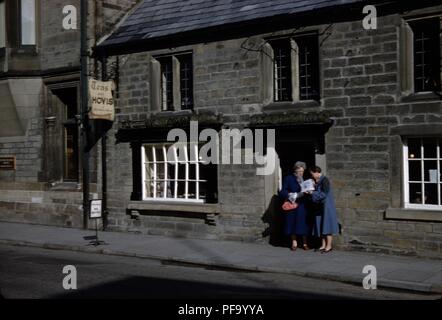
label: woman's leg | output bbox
[325,235,333,250]
[319,237,326,250]
[302,236,309,250]
[291,235,297,250]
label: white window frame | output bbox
[141,143,206,203]
[403,137,442,210]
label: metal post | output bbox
[101,55,108,231]
[80,0,89,229]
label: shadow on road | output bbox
[49,275,359,299]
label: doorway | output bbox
[44,83,80,184]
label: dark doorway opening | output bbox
[263,124,328,248]
[276,140,316,179]
[52,87,79,182]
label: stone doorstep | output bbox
[0,238,440,294]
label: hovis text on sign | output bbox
[88,79,115,121]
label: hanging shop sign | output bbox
[88,79,115,121]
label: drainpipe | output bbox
[101,54,108,231]
[80,0,90,229]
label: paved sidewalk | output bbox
[0,221,441,294]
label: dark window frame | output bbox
[153,51,194,111]
[295,35,320,101]
[177,53,194,110]
[270,39,292,102]
[268,34,320,102]
[157,56,174,111]
[409,18,441,93]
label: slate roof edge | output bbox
[96,0,147,49]
[94,1,366,57]
[93,0,438,57]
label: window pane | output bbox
[0,1,5,48]
[156,146,165,162]
[21,0,36,45]
[159,57,173,111]
[272,40,292,102]
[440,184,442,206]
[188,182,196,199]
[440,160,442,181]
[424,184,438,205]
[177,163,186,198]
[423,138,437,158]
[156,161,166,180]
[199,181,207,200]
[408,160,421,181]
[410,18,441,92]
[155,180,165,198]
[143,144,216,201]
[424,160,438,182]
[407,138,421,159]
[189,164,196,180]
[145,147,154,162]
[178,54,193,110]
[409,183,423,204]
[145,179,153,198]
[296,36,320,101]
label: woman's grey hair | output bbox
[294,161,307,170]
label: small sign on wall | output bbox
[0,156,16,170]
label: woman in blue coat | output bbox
[307,166,339,253]
[279,162,310,251]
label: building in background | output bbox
[0,0,140,227]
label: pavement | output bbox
[0,221,441,294]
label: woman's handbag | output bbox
[282,200,298,211]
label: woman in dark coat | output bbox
[279,162,310,251]
[308,166,339,253]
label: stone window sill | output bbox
[49,182,81,192]
[48,182,98,194]
[385,207,442,222]
[128,200,220,214]
[153,109,193,116]
[262,100,320,112]
[10,46,39,56]
[400,91,442,103]
[390,124,442,136]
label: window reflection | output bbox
[21,0,36,45]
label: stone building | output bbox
[93,0,442,259]
[1,0,442,259]
[0,0,140,227]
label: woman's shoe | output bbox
[321,248,333,254]
[315,247,326,252]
